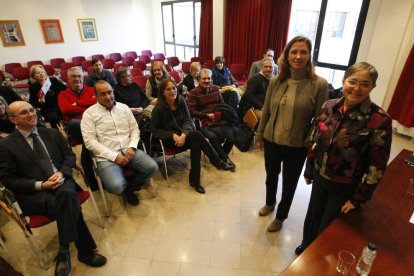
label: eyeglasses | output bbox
[13,108,37,117]
[346,79,373,89]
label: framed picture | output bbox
[40,19,64,43]
[77,18,98,42]
[0,20,25,47]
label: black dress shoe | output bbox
[217,161,233,171]
[55,251,71,276]
[226,158,236,172]
[122,190,140,205]
[295,244,305,255]
[78,250,107,267]
[194,184,205,194]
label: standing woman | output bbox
[151,79,229,194]
[145,61,170,106]
[256,36,328,232]
[295,62,392,255]
[28,64,67,128]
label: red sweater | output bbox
[58,86,97,123]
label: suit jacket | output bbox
[0,128,75,214]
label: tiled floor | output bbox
[1,133,413,275]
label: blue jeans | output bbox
[97,149,158,195]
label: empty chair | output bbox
[113,63,127,72]
[27,60,43,69]
[72,56,86,67]
[132,75,148,90]
[168,71,182,84]
[101,58,115,70]
[42,64,56,76]
[181,61,191,74]
[167,56,180,70]
[60,62,76,71]
[125,51,138,60]
[4,63,22,75]
[153,53,166,62]
[133,60,148,71]
[191,57,206,64]
[206,59,215,70]
[11,67,30,89]
[229,63,248,86]
[92,54,105,60]
[131,68,143,77]
[139,54,152,65]
[122,56,134,67]
[50,58,65,70]
[141,50,153,57]
[109,53,122,62]
[82,60,93,72]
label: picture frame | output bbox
[40,19,64,44]
[77,18,98,42]
[0,20,25,47]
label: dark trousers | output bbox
[164,130,221,186]
[301,170,357,248]
[44,179,96,254]
[43,111,61,129]
[264,140,307,220]
[202,125,234,161]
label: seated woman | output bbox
[178,62,200,99]
[145,61,171,106]
[211,56,239,111]
[28,65,67,128]
[114,67,149,117]
[188,68,237,171]
[151,79,233,194]
[0,96,15,134]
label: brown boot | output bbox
[258,204,276,216]
[267,218,284,232]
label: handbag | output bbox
[234,123,255,152]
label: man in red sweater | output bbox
[58,67,98,189]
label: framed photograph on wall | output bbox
[0,20,25,47]
[40,19,64,43]
[77,18,98,42]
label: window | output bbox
[288,0,370,88]
[161,1,201,61]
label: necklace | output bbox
[280,85,289,105]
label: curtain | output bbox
[223,0,292,71]
[198,0,213,60]
[387,44,414,128]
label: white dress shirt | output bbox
[81,102,139,162]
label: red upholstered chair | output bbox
[122,56,134,67]
[130,68,143,77]
[141,50,153,58]
[181,62,191,74]
[60,62,75,71]
[4,63,22,75]
[72,56,86,67]
[139,54,152,65]
[50,58,65,70]
[168,71,182,84]
[165,65,173,72]
[42,65,56,76]
[27,60,43,69]
[229,63,248,87]
[167,56,180,70]
[92,54,105,60]
[206,59,215,70]
[60,70,69,83]
[87,66,94,75]
[133,60,147,71]
[81,60,93,72]
[109,53,122,62]
[153,53,166,63]
[101,59,115,70]
[132,75,148,90]
[11,67,29,90]
[191,57,205,64]
[125,51,138,60]
[113,63,127,72]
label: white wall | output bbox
[0,0,154,66]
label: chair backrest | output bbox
[11,67,29,81]
[168,71,182,84]
[50,58,65,69]
[206,59,215,70]
[110,53,122,62]
[60,62,76,71]
[114,63,127,72]
[87,66,94,75]
[133,60,147,71]
[167,56,180,68]
[141,50,153,57]
[101,58,115,70]
[125,51,138,60]
[181,62,191,74]
[42,64,56,76]
[60,70,69,83]
[229,63,247,80]
[191,57,205,64]
[91,54,105,60]
[27,60,43,69]
[72,56,86,66]
[81,60,93,72]
[131,68,143,77]
[122,56,134,67]
[165,65,173,72]
[4,63,22,74]
[139,55,152,64]
[153,53,166,62]
[132,75,148,90]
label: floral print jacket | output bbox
[304,97,392,205]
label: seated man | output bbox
[240,57,274,122]
[188,69,237,171]
[85,58,117,87]
[81,80,158,205]
[58,67,98,190]
[0,101,106,276]
[248,48,278,79]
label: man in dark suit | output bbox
[0,101,106,276]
